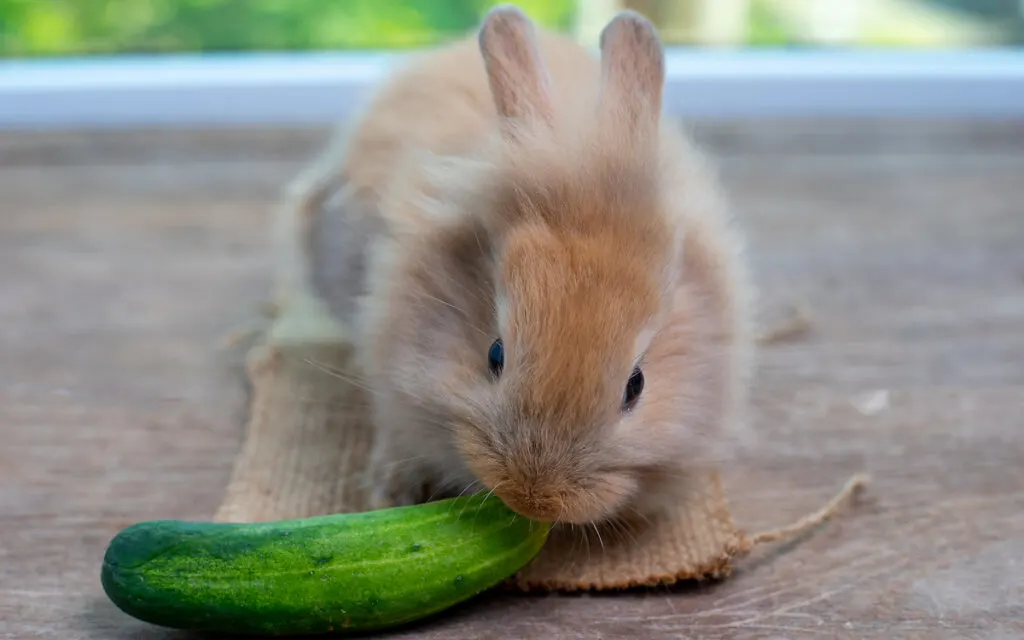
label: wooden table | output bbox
[2,121,1022,639]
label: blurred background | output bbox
[4,0,1022,128]
[2,0,1023,56]
[3,4,1024,639]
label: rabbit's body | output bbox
[302,7,754,525]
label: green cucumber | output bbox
[101,493,549,635]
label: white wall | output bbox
[1,48,1023,129]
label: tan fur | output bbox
[478,7,555,129]
[302,5,755,525]
[598,9,665,141]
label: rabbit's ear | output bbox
[478,5,554,132]
[598,11,665,140]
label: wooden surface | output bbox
[2,121,1022,639]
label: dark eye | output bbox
[622,367,644,411]
[488,338,504,377]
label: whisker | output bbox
[375,454,427,472]
[572,523,592,567]
[590,522,606,553]
[458,479,483,500]
[604,518,636,548]
[482,481,504,503]
[418,293,491,339]
[423,471,471,502]
[449,479,486,522]
[298,356,377,395]
[623,505,654,529]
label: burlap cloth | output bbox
[212,164,867,592]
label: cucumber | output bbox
[101,492,549,635]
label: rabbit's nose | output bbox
[492,480,565,522]
[504,494,563,522]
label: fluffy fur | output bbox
[303,5,755,525]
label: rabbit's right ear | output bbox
[597,11,665,143]
[478,5,554,133]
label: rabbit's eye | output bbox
[622,367,644,411]
[488,338,504,377]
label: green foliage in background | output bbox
[746,0,791,47]
[0,0,575,57]
[0,0,1018,57]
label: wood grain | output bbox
[1,120,1022,639]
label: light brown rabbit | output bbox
[300,5,755,526]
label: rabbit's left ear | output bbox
[597,11,665,140]
[478,5,555,133]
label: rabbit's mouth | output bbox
[471,462,637,525]
[451,420,638,524]
[492,471,639,525]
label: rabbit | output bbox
[298,4,755,526]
